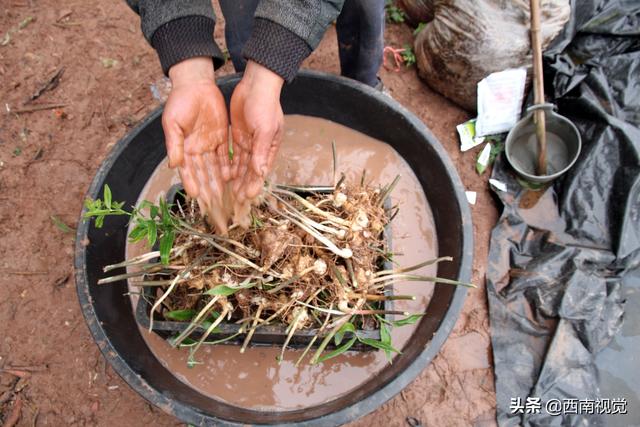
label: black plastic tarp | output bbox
[486,1,640,426]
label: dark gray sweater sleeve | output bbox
[126,0,224,75]
[243,0,345,82]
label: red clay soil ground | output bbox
[0,2,499,426]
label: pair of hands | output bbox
[162,57,284,229]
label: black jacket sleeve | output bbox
[126,0,224,75]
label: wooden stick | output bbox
[0,270,48,275]
[530,0,547,175]
[12,103,68,114]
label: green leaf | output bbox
[334,322,356,346]
[392,314,425,327]
[150,205,159,219]
[380,322,391,344]
[380,322,392,362]
[159,230,175,265]
[128,223,148,243]
[400,44,416,67]
[95,215,104,229]
[358,337,402,355]
[171,336,197,346]
[413,22,427,36]
[385,4,406,23]
[87,198,101,210]
[199,321,221,333]
[138,200,153,210]
[374,313,392,326]
[147,220,157,247]
[205,285,239,297]
[164,309,196,321]
[103,185,112,209]
[251,214,263,228]
[318,336,357,363]
[160,198,171,227]
[50,215,74,234]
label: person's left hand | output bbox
[230,61,285,203]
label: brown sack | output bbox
[415,0,570,111]
[397,0,435,25]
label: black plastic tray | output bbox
[134,184,394,350]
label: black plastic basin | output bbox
[75,70,473,426]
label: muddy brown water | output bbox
[126,115,439,411]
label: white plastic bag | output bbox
[476,68,527,136]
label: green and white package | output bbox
[456,119,485,152]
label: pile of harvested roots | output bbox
[89,173,472,366]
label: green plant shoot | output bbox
[83,184,177,264]
[385,0,406,23]
[401,44,416,67]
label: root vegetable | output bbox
[93,172,472,364]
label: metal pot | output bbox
[505,103,582,183]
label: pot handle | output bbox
[526,103,557,114]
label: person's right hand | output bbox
[230,61,285,203]
[163,57,231,231]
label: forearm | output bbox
[243,0,345,82]
[126,0,225,75]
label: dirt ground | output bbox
[0,1,498,426]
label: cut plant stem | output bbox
[103,251,160,272]
[296,301,345,316]
[287,207,346,237]
[377,174,401,207]
[240,302,264,353]
[350,293,416,301]
[103,245,189,272]
[371,274,476,288]
[275,198,347,238]
[350,309,410,316]
[332,140,338,186]
[272,205,353,259]
[97,266,170,284]
[180,227,264,272]
[191,305,231,356]
[267,274,301,294]
[270,188,350,227]
[271,191,349,232]
[279,308,307,362]
[130,279,189,287]
[178,331,242,348]
[149,255,205,331]
[209,234,260,258]
[310,316,352,364]
[295,305,334,367]
[375,256,453,276]
[345,258,358,288]
[171,295,221,346]
[274,184,335,193]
